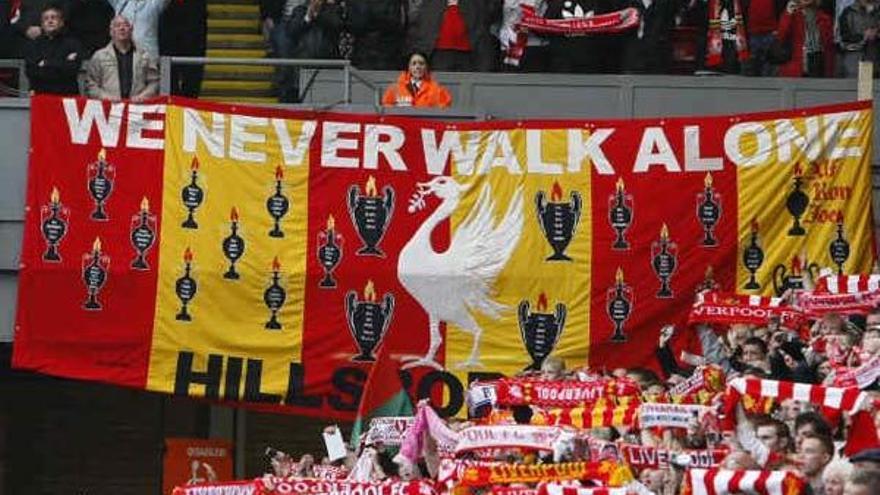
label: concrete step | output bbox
[207,19,259,34]
[206,48,267,59]
[203,96,279,104]
[202,80,273,92]
[205,64,274,76]
[203,70,273,81]
[207,39,265,50]
[209,0,256,4]
[201,86,276,98]
[207,4,260,19]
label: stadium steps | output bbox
[201,0,274,103]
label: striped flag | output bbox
[727,377,869,413]
[681,468,806,495]
[815,274,880,294]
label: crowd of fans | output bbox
[0,0,876,102]
[257,290,880,495]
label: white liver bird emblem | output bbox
[398,176,524,370]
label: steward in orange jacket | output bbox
[382,52,452,108]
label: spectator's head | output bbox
[794,411,832,449]
[863,326,880,355]
[40,4,65,36]
[849,447,880,471]
[866,310,880,329]
[779,399,806,424]
[109,16,133,45]
[398,461,420,481]
[742,337,769,366]
[512,405,533,425]
[540,356,566,380]
[797,435,834,478]
[639,468,666,492]
[820,313,845,336]
[626,368,660,390]
[728,324,753,349]
[755,418,792,454]
[844,468,880,495]
[407,52,430,81]
[822,459,853,495]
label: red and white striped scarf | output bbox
[682,469,806,495]
[815,274,880,293]
[538,484,631,495]
[727,377,869,413]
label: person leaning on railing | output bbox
[382,51,452,108]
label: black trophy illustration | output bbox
[267,166,290,238]
[608,178,634,250]
[536,182,582,261]
[829,219,850,275]
[772,256,806,296]
[222,207,245,279]
[175,247,197,321]
[40,186,69,262]
[317,215,343,288]
[518,292,566,370]
[82,237,109,310]
[606,267,633,342]
[786,166,809,236]
[87,149,115,221]
[348,176,394,257]
[264,257,287,329]
[345,280,394,362]
[697,265,721,293]
[651,224,678,298]
[696,172,722,247]
[130,197,156,270]
[181,157,204,229]
[743,219,765,290]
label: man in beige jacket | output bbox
[85,15,159,101]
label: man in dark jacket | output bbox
[159,0,207,96]
[67,0,114,58]
[346,0,407,69]
[544,0,627,73]
[288,0,343,59]
[24,4,82,94]
[410,0,501,71]
[621,0,679,73]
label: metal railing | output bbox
[0,60,29,97]
[159,56,382,108]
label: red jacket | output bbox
[382,72,452,108]
[776,9,835,77]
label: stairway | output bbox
[202,0,275,103]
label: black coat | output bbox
[67,0,114,57]
[346,0,407,69]
[545,0,627,73]
[261,0,284,21]
[24,32,82,94]
[410,0,501,72]
[159,0,207,56]
[621,0,678,73]
[286,2,343,59]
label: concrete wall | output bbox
[0,74,877,340]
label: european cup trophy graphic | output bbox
[222,207,245,280]
[518,292,566,370]
[345,280,394,362]
[317,215,342,288]
[41,186,69,262]
[264,257,287,330]
[536,182,581,261]
[130,197,156,270]
[348,176,394,257]
[696,173,721,247]
[829,219,850,275]
[606,267,633,343]
[175,247,197,321]
[181,157,204,229]
[651,224,678,298]
[743,219,765,290]
[608,178,633,250]
[267,166,290,238]
[772,255,819,296]
[786,166,809,236]
[82,237,109,310]
[87,149,114,221]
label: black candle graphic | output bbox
[786,165,809,236]
[606,267,633,343]
[222,207,245,280]
[651,224,678,298]
[87,148,114,221]
[41,186,69,262]
[829,219,850,275]
[348,176,394,257]
[696,172,722,247]
[130,197,156,270]
[181,157,204,229]
[345,280,394,362]
[536,181,581,261]
[267,166,290,238]
[175,247,197,321]
[743,219,764,290]
[518,292,566,370]
[318,215,342,288]
[82,237,109,310]
[608,178,633,250]
[264,256,286,330]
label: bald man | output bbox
[85,15,158,101]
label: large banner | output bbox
[13,96,874,419]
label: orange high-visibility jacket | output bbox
[382,71,452,108]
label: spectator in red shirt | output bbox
[776,0,835,76]
[410,0,501,71]
[742,0,786,75]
